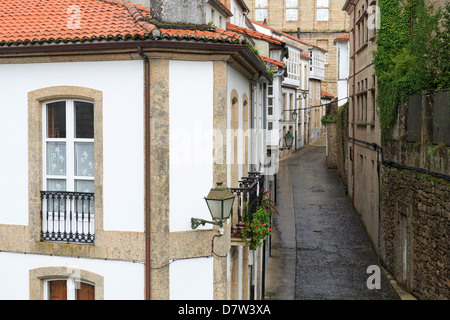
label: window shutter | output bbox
[77,282,95,300]
[49,280,67,300]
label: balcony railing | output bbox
[230,172,264,238]
[40,191,95,244]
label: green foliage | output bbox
[259,189,279,216]
[242,189,276,250]
[374,0,449,140]
[242,206,272,251]
[321,114,337,125]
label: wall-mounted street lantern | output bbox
[281,109,298,122]
[280,131,294,151]
[296,89,309,101]
[191,182,236,230]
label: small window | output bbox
[286,0,298,6]
[286,9,298,21]
[255,9,268,21]
[268,122,273,131]
[255,0,268,7]
[317,0,329,21]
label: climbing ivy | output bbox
[374,0,449,140]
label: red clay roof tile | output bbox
[226,22,283,45]
[0,0,246,47]
[260,55,285,67]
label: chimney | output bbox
[150,0,206,25]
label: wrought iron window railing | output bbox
[40,191,95,244]
[230,172,265,238]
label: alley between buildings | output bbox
[265,135,399,300]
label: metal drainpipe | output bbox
[351,3,356,207]
[251,73,263,172]
[137,46,151,300]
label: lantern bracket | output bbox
[191,218,223,230]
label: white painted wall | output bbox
[205,3,227,29]
[0,61,144,232]
[230,0,246,27]
[169,257,214,300]
[336,40,350,106]
[227,65,251,186]
[0,251,144,300]
[169,60,214,232]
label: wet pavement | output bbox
[265,136,399,300]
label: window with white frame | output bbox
[44,99,94,194]
[255,0,267,7]
[317,0,329,21]
[285,47,300,85]
[41,99,95,243]
[286,0,298,21]
[268,84,274,116]
[255,0,268,21]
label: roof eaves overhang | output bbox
[0,39,272,81]
[343,0,357,13]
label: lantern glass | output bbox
[284,131,294,149]
[292,111,298,122]
[204,182,235,222]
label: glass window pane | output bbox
[255,9,267,21]
[47,102,66,138]
[75,101,94,139]
[47,179,67,192]
[255,0,267,7]
[317,8,329,21]
[76,180,94,193]
[46,180,67,212]
[75,143,94,177]
[317,0,329,7]
[76,180,95,214]
[286,9,298,21]
[47,142,66,175]
[286,0,298,7]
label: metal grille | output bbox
[41,191,95,244]
[230,172,264,237]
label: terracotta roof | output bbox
[334,33,350,42]
[226,22,283,45]
[301,53,312,60]
[250,20,316,48]
[321,90,334,99]
[158,27,245,43]
[260,55,285,68]
[0,0,246,47]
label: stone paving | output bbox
[265,136,399,300]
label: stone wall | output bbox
[381,166,449,300]
[380,90,449,300]
[325,102,348,192]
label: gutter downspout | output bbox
[138,46,151,300]
[251,73,264,172]
[351,3,356,208]
[273,44,289,78]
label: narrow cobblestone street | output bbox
[265,136,399,300]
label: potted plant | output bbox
[241,189,278,250]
